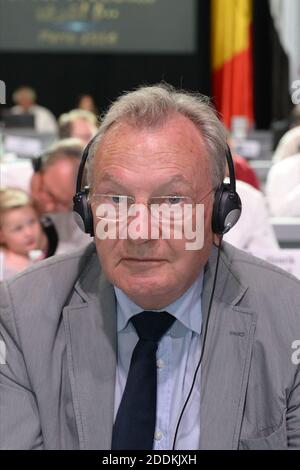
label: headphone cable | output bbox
[172,236,223,450]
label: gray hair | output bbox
[41,138,85,170]
[87,83,227,189]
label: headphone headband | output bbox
[76,137,96,193]
[225,144,237,193]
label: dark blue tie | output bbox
[111,311,175,450]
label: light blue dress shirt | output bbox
[114,272,203,450]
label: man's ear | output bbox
[0,228,6,246]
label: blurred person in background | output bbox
[223,147,277,251]
[30,139,84,214]
[0,188,47,280]
[58,109,98,144]
[227,136,261,190]
[291,104,300,128]
[269,104,300,214]
[273,105,300,163]
[29,138,91,254]
[77,93,99,115]
[1,139,91,255]
[224,180,278,251]
[232,154,260,190]
[11,86,58,134]
[266,152,300,217]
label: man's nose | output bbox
[126,204,154,244]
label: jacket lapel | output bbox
[63,251,117,449]
[62,243,257,450]
[200,244,257,449]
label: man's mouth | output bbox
[122,257,166,264]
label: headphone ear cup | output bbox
[32,155,43,173]
[212,185,224,235]
[73,189,94,236]
[212,183,242,235]
[84,199,94,237]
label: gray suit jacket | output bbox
[0,242,299,449]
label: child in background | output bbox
[0,188,48,280]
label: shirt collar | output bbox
[114,271,204,336]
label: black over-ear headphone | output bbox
[73,138,242,237]
[73,137,96,237]
[212,145,242,235]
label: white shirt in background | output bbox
[11,105,58,134]
[266,153,300,217]
[273,126,300,162]
[224,180,279,252]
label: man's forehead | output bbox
[93,115,210,190]
[97,114,206,152]
[96,172,193,188]
[44,157,79,175]
[43,163,76,194]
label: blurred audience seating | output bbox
[271,218,300,249]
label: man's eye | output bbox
[109,195,127,204]
[166,196,182,205]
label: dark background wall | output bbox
[253,0,292,129]
[0,2,210,118]
[0,0,290,128]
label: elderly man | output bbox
[30,139,91,254]
[0,84,299,450]
[30,139,84,214]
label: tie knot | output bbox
[131,311,175,342]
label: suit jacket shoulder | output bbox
[221,241,300,314]
[201,243,300,449]
[0,242,97,316]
